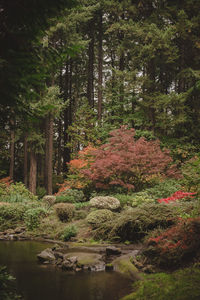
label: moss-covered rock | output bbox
[112,254,141,280]
[86,209,114,228]
[63,252,105,271]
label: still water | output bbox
[0,241,132,300]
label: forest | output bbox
[1,0,200,299]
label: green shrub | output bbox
[24,207,48,230]
[0,204,26,221]
[36,186,46,199]
[42,195,56,208]
[74,201,90,210]
[0,182,38,203]
[86,209,114,229]
[0,266,22,300]
[0,203,27,231]
[74,210,88,220]
[121,267,200,300]
[56,189,85,203]
[173,201,200,219]
[52,174,64,194]
[94,203,176,242]
[0,202,43,231]
[181,154,200,194]
[144,179,182,200]
[112,180,181,208]
[54,203,75,222]
[131,192,155,207]
[114,192,155,207]
[61,224,78,241]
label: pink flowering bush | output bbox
[158,191,196,204]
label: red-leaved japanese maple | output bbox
[82,126,178,191]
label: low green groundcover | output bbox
[0,266,22,299]
[121,267,200,300]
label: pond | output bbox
[0,241,132,300]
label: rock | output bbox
[89,196,120,211]
[64,252,105,272]
[54,251,64,260]
[62,256,78,271]
[111,254,141,280]
[106,246,122,256]
[37,248,56,263]
[56,258,63,266]
[14,227,25,234]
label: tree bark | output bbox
[44,115,49,191]
[98,11,103,121]
[87,18,95,108]
[44,113,53,195]
[9,118,15,180]
[57,119,62,175]
[63,60,73,172]
[24,133,28,187]
[47,113,53,195]
[29,150,37,195]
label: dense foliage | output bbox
[83,127,178,191]
[122,267,200,300]
[0,267,22,300]
[146,217,200,267]
[1,3,200,298]
[1,0,200,196]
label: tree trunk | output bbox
[98,10,103,121]
[63,60,73,172]
[57,119,62,175]
[87,18,95,108]
[44,113,53,195]
[24,133,28,187]
[47,113,53,195]
[9,118,15,180]
[29,150,37,194]
[119,51,125,110]
[178,41,185,93]
[44,115,49,191]
[147,60,156,132]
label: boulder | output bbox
[64,252,105,272]
[111,254,141,280]
[62,256,78,270]
[89,196,120,211]
[37,248,56,263]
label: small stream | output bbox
[0,241,132,300]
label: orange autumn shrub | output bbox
[57,145,96,195]
[0,177,13,199]
[0,177,13,187]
